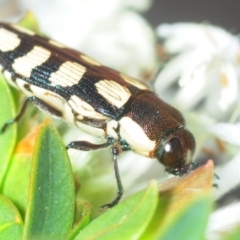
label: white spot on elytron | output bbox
[120,73,149,90]
[68,95,109,120]
[49,61,86,87]
[81,54,101,66]
[95,80,131,108]
[49,39,65,48]
[0,28,21,52]
[11,24,35,35]
[119,116,156,157]
[12,46,51,78]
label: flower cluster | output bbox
[155,23,240,121]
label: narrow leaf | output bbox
[67,202,91,240]
[221,226,240,240]
[18,11,40,33]
[140,160,214,240]
[159,196,212,240]
[75,180,158,240]
[0,74,16,188]
[23,119,75,239]
[1,126,39,216]
[0,195,23,240]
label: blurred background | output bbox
[1,0,240,31]
[144,0,240,31]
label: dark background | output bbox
[144,0,240,32]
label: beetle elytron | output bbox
[0,23,196,208]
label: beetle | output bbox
[0,23,196,208]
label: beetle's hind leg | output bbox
[0,96,62,133]
[1,96,31,133]
[1,97,28,133]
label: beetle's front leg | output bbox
[101,145,124,209]
[66,137,115,151]
[67,138,124,209]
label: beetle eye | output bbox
[155,127,195,174]
[160,138,183,168]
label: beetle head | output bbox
[155,126,196,176]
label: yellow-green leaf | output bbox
[0,73,16,188]
[23,119,75,239]
[68,202,91,240]
[159,196,212,240]
[1,126,39,216]
[18,11,40,33]
[0,195,23,240]
[221,225,240,240]
[75,180,158,240]
[140,160,214,240]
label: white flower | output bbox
[155,23,240,120]
[207,123,240,200]
[206,201,240,240]
[191,112,240,240]
[1,0,156,79]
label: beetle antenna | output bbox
[190,162,220,179]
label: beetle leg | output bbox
[1,96,62,133]
[30,96,62,117]
[1,97,29,133]
[101,145,124,209]
[66,137,114,151]
[67,139,123,208]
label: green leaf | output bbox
[0,195,23,240]
[140,160,214,240]
[1,155,32,217]
[23,119,75,239]
[67,202,91,240]
[18,11,41,33]
[75,180,158,240]
[0,74,16,189]
[221,226,240,240]
[159,196,212,240]
[1,126,40,216]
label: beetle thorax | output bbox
[117,91,184,157]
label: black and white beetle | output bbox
[0,23,196,208]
